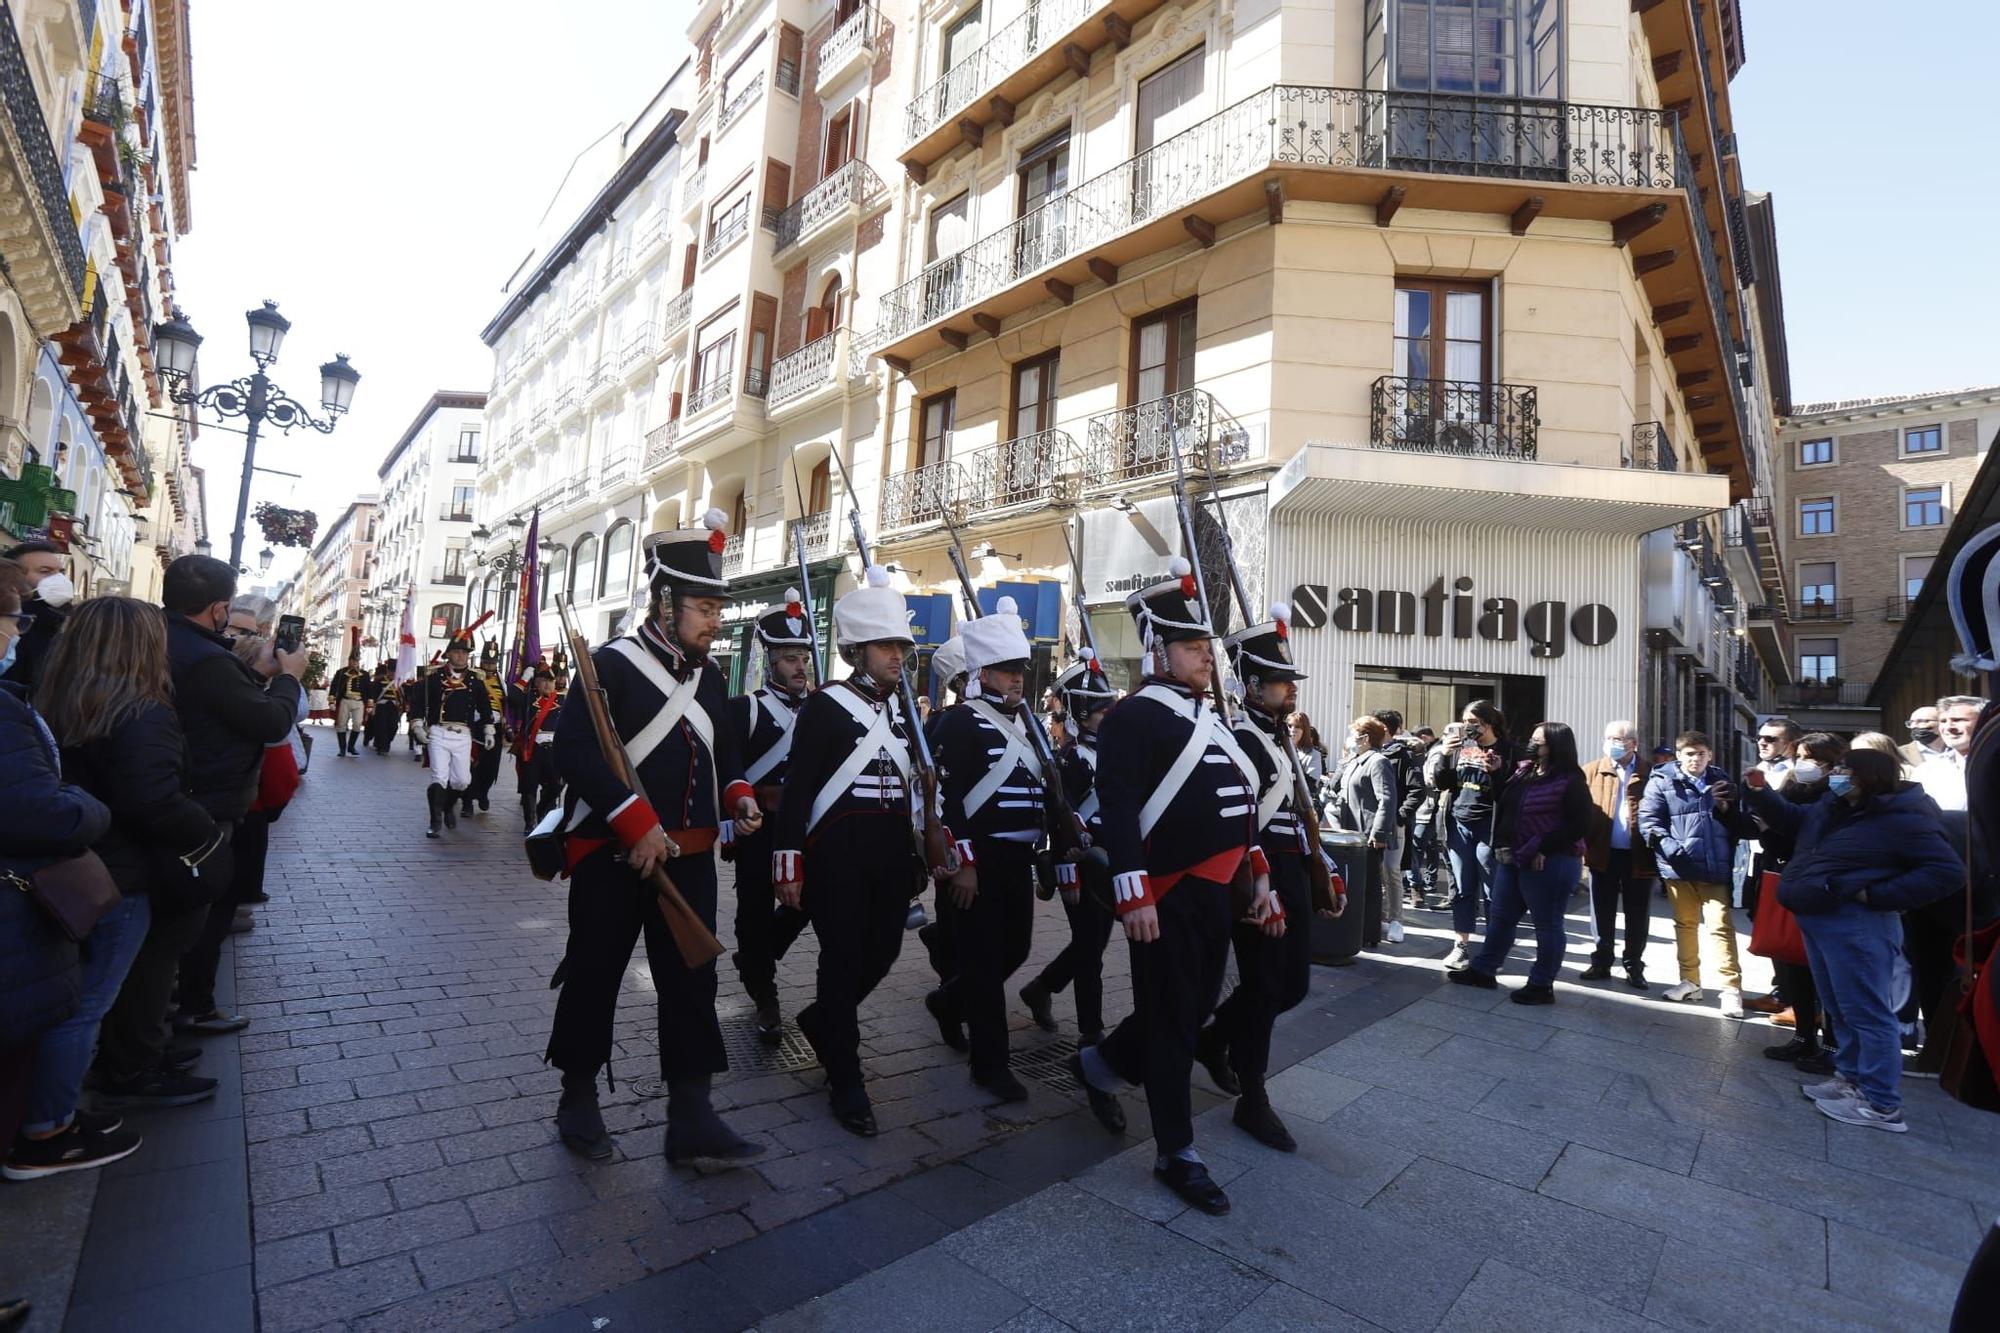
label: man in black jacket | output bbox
[0,541,74,690]
[162,556,305,1034]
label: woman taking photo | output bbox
[1435,700,1519,969]
[1741,749,1959,1132]
[1448,722,1590,1003]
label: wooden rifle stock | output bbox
[555,597,725,967]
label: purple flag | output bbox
[506,508,542,725]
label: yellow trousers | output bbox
[1664,879,1742,990]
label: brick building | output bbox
[1773,386,2000,732]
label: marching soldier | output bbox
[1198,606,1330,1152]
[1018,649,1121,1070]
[771,566,926,1136]
[401,670,428,761]
[727,589,816,1042]
[916,633,968,985]
[929,598,1045,1103]
[329,652,368,755]
[423,631,495,836]
[1069,559,1278,1216]
[363,661,399,754]
[510,665,564,832]
[544,511,765,1165]
[463,641,509,816]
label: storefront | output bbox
[717,562,840,693]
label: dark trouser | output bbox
[1472,855,1581,988]
[1360,845,1386,947]
[177,816,257,1014]
[936,839,1036,1078]
[1773,959,1823,1043]
[516,755,562,823]
[368,705,401,753]
[545,846,725,1082]
[801,817,914,1094]
[1098,877,1233,1155]
[1588,848,1651,966]
[1029,861,1117,1039]
[731,824,810,1007]
[1212,855,1313,1089]
[102,899,210,1078]
[467,742,504,805]
[0,1044,32,1161]
[1903,895,1962,1042]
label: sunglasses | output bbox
[1756,735,1785,744]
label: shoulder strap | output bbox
[743,690,800,785]
[604,638,706,771]
[961,699,1041,819]
[808,687,909,831]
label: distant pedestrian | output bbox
[1437,699,1519,969]
[1581,719,1653,990]
[1638,731,1746,1016]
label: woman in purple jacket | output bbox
[1449,722,1593,1004]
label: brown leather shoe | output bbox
[1743,994,1786,1015]
[1770,1006,1798,1028]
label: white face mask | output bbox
[34,571,74,607]
[1791,761,1824,784]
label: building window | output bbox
[926,191,969,264]
[1798,497,1835,536]
[1798,561,1836,607]
[1135,46,1207,153]
[601,521,633,600]
[918,390,956,468]
[825,105,855,175]
[942,4,982,75]
[1905,485,1946,528]
[1798,437,1832,467]
[571,534,600,602]
[1011,351,1060,438]
[454,429,481,462]
[448,485,475,519]
[709,189,752,247]
[442,546,466,579]
[1372,0,1565,100]
[1903,554,1934,601]
[1902,424,1943,456]
[1132,300,1198,404]
[1797,638,1838,684]
[542,548,566,609]
[694,311,736,396]
[1394,278,1488,383]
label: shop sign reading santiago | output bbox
[1289,577,1617,660]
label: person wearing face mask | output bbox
[1434,700,1519,970]
[0,542,75,691]
[1337,716,1399,946]
[1418,723,1464,908]
[1899,706,1948,769]
[1581,720,1654,990]
[1748,733,1846,1073]
[1638,731,1748,1015]
[1740,751,1960,1132]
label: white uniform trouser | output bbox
[336,698,365,733]
[429,724,472,789]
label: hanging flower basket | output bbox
[255,502,318,548]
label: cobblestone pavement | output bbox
[232,725,1144,1331]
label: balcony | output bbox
[772,159,888,255]
[963,428,1083,515]
[776,56,800,97]
[767,331,841,412]
[553,382,580,419]
[599,446,634,487]
[567,284,595,324]
[620,329,655,373]
[787,510,833,561]
[530,405,552,437]
[1779,681,1874,710]
[2,1,88,327]
[437,504,475,523]
[662,288,692,342]
[632,209,669,258]
[1084,389,1248,493]
[1369,376,1538,461]
[689,371,733,417]
[1628,421,1677,471]
[1721,502,1763,601]
[681,163,707,215]
[706,208,750,262]
[720,533,744,578]
[432,567,469,587]
[1886,596,1912,623]
[881,456,960,531]
[1791,598,1854,624]
[816,6,876,94]
[642,420,680,472]
[744,367,770,399]
[720,72,763,132]
[78,74,127,182]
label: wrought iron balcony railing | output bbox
[643,420,679,471]
[1629,420,1676,471]
[662,288,692,338]
[620,329,654,368]
[437,504,475,522]
[961,429,1082,515]
[767,331,840,406]
[2,1,87,299]
[1084,389,1247,489]
[906,0,1094,146]
[1370,376,1539,460]
[682,164,707,211]
[744,367,770,399]
[554,383,579,416]
[432,567,469,587]
[720,72,763,130]
[1792,597,1854,623]
[788,510,832,560]
[721,533,744,577]
[530,405,551,434]
[881,456,961,530]
[877,85,1683,348]
[772,159,886,251]
[567,285,595,321]
[1779,680,1872,708]
[707,208,750,258]
[817,6,874,80]
[776,58,800,96]
[689,371,733,415]
[1886,596,1912,623]
[599,447,634,485]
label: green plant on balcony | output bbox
[255,501,318,548]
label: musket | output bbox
[1183,444,1344,917]
[786,455,827,686]
[1164,428,1237,728]
[554,595,725,966]
[1058,514,1104,667]
[937,504,1087,868]
[824,444,959,882]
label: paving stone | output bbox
[411,1218,562,1288]
[509,1256,762,1333]
[886,1162,1026,1229]
[72,1156,252,1298]
[1328,1086,1564,1190]
[1437,1257,1664,1331]
[318,1140,447,1189]
[332,1199,478,1265]
[760,1246,1029,1333]
[1468,1077,1703,1174]
[1393,996,1562,1050]
[253,1232,336,1289]
[1219,1281,1378,1331]
[253,1182,395,1243]
[1643,1239,1946,1332]
[1073,1142,1254,1224]
[365,1104,484,1147]
[505,1239,649,1319]
[349,1277,518,1332]
[1827,1220,1976,1316]
[1259,1063,1370,1123]
[64,1263,255,1333]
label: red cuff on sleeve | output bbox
[1111,871,1155,915]
[607,794,660,848]
[722,780,754,811]
[1249,846,1271,878]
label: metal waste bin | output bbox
[1311,829,1370,965]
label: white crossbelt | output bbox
[1133,684,1258,838]
[1238,723,1292,832]
[1074,744,1100,826]
[743,690,799,785]
[960,699,1043,820]
[808,685,911,833]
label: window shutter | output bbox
[764,159,792,220]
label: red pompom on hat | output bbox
[704,507,728,554]
[1171,555,1197,600]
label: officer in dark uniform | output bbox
[423,632,495,836]
[401,671,427,760]
[363,662,399,754]
[916,634,968,991]
[1018,649,1121,1063]
[544,511,765,1166]
[1198,606,1329,1152]
[772,566,927,1136]
[330,653,368,755]
[1069,559,1277,1215]
[463,641,509,816]
[930,597,1045,1103]
[509,665,564,832]
[727,589,816,1042]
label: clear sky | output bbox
[180,2,2000,576]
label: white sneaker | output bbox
[1719,988,1745,1019]
[1662,981,1704,1003]
[1817,1097,1907,1133]
[1386,921,1405,944]
[1801,1076,1858,1104]
[1443,942,1471,971]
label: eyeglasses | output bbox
[1,611,34,633]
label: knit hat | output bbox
[834,566,912,647]
[963,596,1032,671]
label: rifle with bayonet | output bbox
[787,456,827,687]
[824,445,961,886]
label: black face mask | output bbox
[1910,728,1940,746]
[1526,742,1547,762]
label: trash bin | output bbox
[1311,829,1370,965]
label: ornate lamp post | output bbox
[152,302,360,569]
[469,514,529,654]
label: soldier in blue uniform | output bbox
[543,511,766,1166]
[1070,560,1279,1215]
[727,589,816,1042]
[509,665,564,832]
[772,567,928,1136]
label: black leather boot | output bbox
[426,785,444,838]
[1232,1085,1298,1152]
[664,1076,763,1165]
[1196,1023,1240,1096]
[555,1072,612,1160]
[442,793,458,829]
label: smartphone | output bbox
[275,614,305,654]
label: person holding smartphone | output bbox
[1436,700,1518,970]
[1637,731,1748,1015]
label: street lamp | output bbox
[154,301,361,569]
[259,546,275,573]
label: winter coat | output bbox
[1582,755,1655,877]
[166,614,303,822]
[1339,748,1399,845]
[1742,782,1962,916]
[58,700,220,898]
[1636,762,1739,884]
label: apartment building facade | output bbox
[2,0,200,602]
[370,390,487,650]
[307,497,379,661]
[1772,385,2000,733]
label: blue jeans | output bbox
[23,894,151,1133]
[1801,901,1905,1112]
[1447,819,1496,936]
[1472,854,1580,987]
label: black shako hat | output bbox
[1124,557,1210,650]
[643,508,731,598]
[755,587,815,652]
[1225,602,1306,684]
[1052,648,1118,716]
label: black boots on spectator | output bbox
[555,1071,612,1161]
[664,1076,764,1164]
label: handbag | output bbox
[1749,870,1808,966]
[1940,810,2000,1111]
[2,849,120,944]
